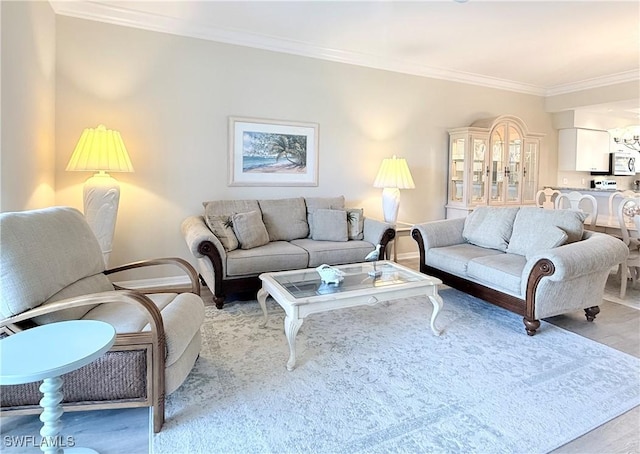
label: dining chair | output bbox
[535,188,560,210]
[616,196,640,298]
[608,190,636,223]
[555,191,598,228]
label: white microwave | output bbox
[610,152,637,176]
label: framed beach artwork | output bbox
[228,117,319,186]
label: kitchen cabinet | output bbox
[446,115,544,218]
[558,128,610,172]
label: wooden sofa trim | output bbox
[411,229,598,336]
[199,228,397,309]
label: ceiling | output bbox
[52,1,640,118]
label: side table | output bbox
[0,320,116,454]
[388,221,413,262]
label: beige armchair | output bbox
[0,206,205,433]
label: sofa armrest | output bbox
[363,218,395,246]
[411,218,466,250]
[181,215,226,261]
[524,231,628,282]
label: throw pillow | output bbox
[312,209,348,242]
[462,206,520,252]
[258,198,309,241]
[507,225,568,259]
[508,207,588,247]
[232,211,270,250]
[204,214,239,252]
[305,196,346,238]
[347,208,364,240]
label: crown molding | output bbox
[545,70,640,97]
[50,1,637,98]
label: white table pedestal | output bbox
[0,320,116,453]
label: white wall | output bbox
[0,1,56,211]
[52,16,558,270]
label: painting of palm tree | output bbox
[242,131,307,173]
[229,117,319,187]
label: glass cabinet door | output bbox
[447,116,542,218]
[470,137,488,205]
[490,125,505,204]
[522,139,538,203]
[506,125,522,203]
[450,136,466,203]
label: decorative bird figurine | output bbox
[365,244,382,277]
[364,244,381,262]
[316,264,345,285]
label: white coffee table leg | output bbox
[428,292,444,336]
[257,288,269,328]
[39,376,64,454]
[284,315,303,371]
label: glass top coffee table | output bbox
[257,261,443,370]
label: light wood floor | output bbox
[396,257,640,454]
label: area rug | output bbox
[153,288,640,454]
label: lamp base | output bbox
[83,172,120,266]
[381,187,401,224]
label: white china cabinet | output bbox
[447,115,544,218]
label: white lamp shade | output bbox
[373,156,415,189]
[66,125,134,173]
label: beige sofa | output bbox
[182,196,395,308]
[412,206,628,335]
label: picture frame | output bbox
[228,116,319,186]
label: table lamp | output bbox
[66,124,134,266]
[373,155,415,224]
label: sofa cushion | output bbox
[467,253,527,297]
[290,238,375,268]
[462,206,520,252]
[305,196,345,238]
[347,208,365,240]
[203,199,259,216]
[427,243,503,277]
[258,197,309,241]
[508,207,587,247]
[83,292,205,369]
[82,293,178,333]
[232,211,270,250]
[507,218,568,259]
[313,209,348,241]
[204,214,239,251]
[226,241,309,276]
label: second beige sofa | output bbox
[182,196,395,308]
